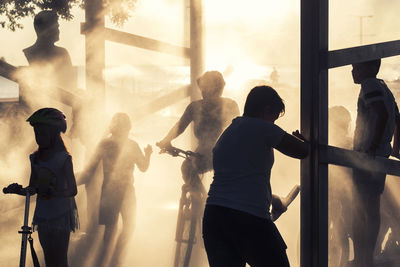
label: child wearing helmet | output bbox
[157,71,239,192]
[80,112,152,267]
[27,107,78,267]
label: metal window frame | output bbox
[300,1,400,267]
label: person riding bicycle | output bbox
[157,71,239,191]
[157,71,239,192]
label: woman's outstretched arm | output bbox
[275,131,309,159]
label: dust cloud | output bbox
[1,0,400,267]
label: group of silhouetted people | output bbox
[3,9,400,267]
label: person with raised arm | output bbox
[80,112,152,267]
[203,86,309,267]
[157,71,239,193]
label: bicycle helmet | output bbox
[197,71,225,98]
[27,108,67,133]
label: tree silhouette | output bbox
[0,0,137,31]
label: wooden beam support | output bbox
[131,85,190,121]
[328,40,400,69]
[0,60,83,106]
[0,59,17,81]
[101,27,191,58]
[320,145,400,176]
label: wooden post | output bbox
[189,0,204,102]
[189,0,204,149]
[300,0,329,266]
[84,0,105,106]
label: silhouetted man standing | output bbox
[23,10,76,92]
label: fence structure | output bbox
[82,0,203,115]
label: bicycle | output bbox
[159,146,205,267]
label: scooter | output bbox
[3,183,40,267]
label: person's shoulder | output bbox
[190,99,202,106]
[221,97,238,106]
[236,116,273,127]
[53,45,69,53]
[57,150,71,158]
[54,150,72,166]
[361,78,383,92]
[127,138,139,147]
[23,45,38,62]
[236,117,285,136]
[99,137,114,149]
[186,100,202,111]
[23,45,36,56]
[53,46,71,57]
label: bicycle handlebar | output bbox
[158,146,201,159]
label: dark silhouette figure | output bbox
[351,59,400,267]
[270,66,279,84]
[23,10,75,93]
[328,106,353,267]
[2,11,75,162]
[203,86,309,267]
[6,108,79,267]
[157,71,239,192]
[21,10,91,147]
[80,113,152,267]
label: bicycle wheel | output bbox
[174,193,199,267]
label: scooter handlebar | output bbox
[2,183,35,195]
[3,183,23,194]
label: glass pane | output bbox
[328,66,357,148]
[272,154,301,266]
[330,0,400,50]
[328,164,354,267]
[329,167,400,266]
[329,56,400,148]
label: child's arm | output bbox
[135,144,153,172]
[366,101,388,155]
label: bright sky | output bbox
[0,0,300,67]
[1,0,400,67]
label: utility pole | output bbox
[356,15,373,44]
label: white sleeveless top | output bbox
[30,151,79,232]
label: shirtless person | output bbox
[157,71,239,192]
[23,10,75,92]
[80,113,152,267]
